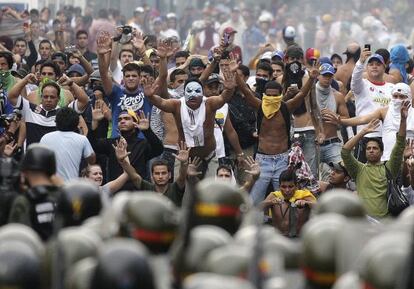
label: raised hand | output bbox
[359,47,372,63]
[70,49,83,59]
[309,64,320,79]
[96,30,112,55]
[401,100,411,119]
[24,73,38,85]
[156,40,177,59]
[187,156,202,177]
[172,141,191,163]
[244,156,260,180]
[113,137,130,163]
[135,110,150,131]
[362,119,381,134]
[222,69,237,90]
[142,78,159,97]
[3,141,17,157]
[57,74,73,86]
[131,31,146,54]
[404,139,414,159]
[92,100,105,121]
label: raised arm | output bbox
[154,41,176,99]
[199,47,223,82]
[236,71,261,110]
[322,107,384,127]
[172,141,191,190]
[113,137,142,190]
[240,156,260,193]
[57,74,89,111]
[351,48,370,95]
[207,69,236,110]
[143,80,179,113]
[97,31,114,96]
[8,74,37,106]
[286,67,318,112]
[342,119,381,151]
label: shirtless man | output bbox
[334,42,360,94]
[143,70,236,177]
[239,65,319,205]
[313,63,350,165]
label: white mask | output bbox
[184,81,203,101]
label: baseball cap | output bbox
[135,7,145,13]
[205,73,223,85]
[391,83,411,97]
[67,64,86,76]
[329,161,349,177]
[260,51,272,60]
[271,50,284,60]
[305,48,321,61]
[283,26,296,39]
[367,54,385,65]
[223,27,237,34]
[319,63,335,75]
[319,56,333,65]
[166,13,177,19]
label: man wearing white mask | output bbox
[143,72,236,177]
[324,82,412,161]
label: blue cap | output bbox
[66,64,86,76]
[367,54,385,65]
[271,50,284,60]
[319,56,333,65]
[319,63,335,75]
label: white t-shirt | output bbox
[112,61,123,85]
[40,131,94,181]
[214,104,229,158]
[351,60,393,137]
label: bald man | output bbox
[335,42,360,94]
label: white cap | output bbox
[166,13,177,19]
[260,51,272,60]
[283,26,296,39]
[392,83,412,97]
[258,14,273,23]
[135,7,144,13]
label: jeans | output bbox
[251,151,289,205]
[294,130,318,178]
[320,142,342,164]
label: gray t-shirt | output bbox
[40,131,94,181]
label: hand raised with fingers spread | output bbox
[173,141,191,164]
[113,137,130,163]
[96,30,112,55]
[132,31,146,54]
[244,156,260,180]
[143,78,159,97]
[135,110,150,131]
[362,119,381,134]
[401,100,411,119]
[187,156,202,177]
[92,100,105,121]
[222,69,237,90]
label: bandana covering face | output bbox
[262,94,283,119]
[184,81,203,101]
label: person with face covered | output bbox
[143,70,237,178]
[324,83,412,162]
[237,65,319,205]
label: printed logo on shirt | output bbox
[215,112,225,128]
[118,92,145,111]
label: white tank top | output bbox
[214,104,228,158]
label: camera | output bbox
[0,111,21,128]
[64,45,77,53]
[114,25,133,44]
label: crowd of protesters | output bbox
[1,1,414,289]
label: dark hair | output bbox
[365,137,384,152]
[345,47,361,63]
[256,62,273,76]
[237,64,250,77]
[407,59,414,74]
[216,164,232,175]
[174,50,190,60]
[122,62,141,75]
[140,64,155,78]
[14,37,27,46]
[144,35,157,46]
[271,60,285,69]
[76,30,88,38]
[375,48,390,64]
[0,51,13,69]
[41,82,61,99]
[30,9,39,16]
[40,61,62,78]
[56,107,80,131]
[118,49,134,60]
[264,81,283,93]
[151,159,170,173]
[330,53,343,63]
[170,68,187,82]
[279,169,298,184]
[39,39,52,48]
[35,59,46,67]
[98,9,108,19]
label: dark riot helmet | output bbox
[20,144,56,176]
[313,189,366,218]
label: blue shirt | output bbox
[109,84,152,138]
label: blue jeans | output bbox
[320,142,342,164]
[294,130,318,178]
[251,151,289,205]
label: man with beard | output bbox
[237,66,319,205]
[143,71,236,177]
